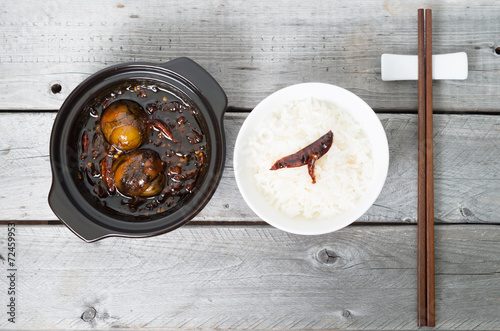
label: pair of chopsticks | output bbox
[417,8,435,327]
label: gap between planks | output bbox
[3,108,500,116]
[0,220,498,227]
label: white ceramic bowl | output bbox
[233,83,389,235]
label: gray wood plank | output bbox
[0,224,498,330]
[1,1,500,111]
[1,112,499,223]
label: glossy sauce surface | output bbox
[77,81,209,218]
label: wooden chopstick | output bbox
[425,8,436,327]
[416,8,427,327]
[417,8,436,327]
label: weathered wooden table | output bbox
[1,1,499,329]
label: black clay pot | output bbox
[49,57,227,242]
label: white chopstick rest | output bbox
[381,52,468,81]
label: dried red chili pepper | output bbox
[270,130,333,184]
[99,156,115,193]
[81,130,89,158]
[149,118,178,143]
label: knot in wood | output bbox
[342,309,352,318]
[460,206,473,217]
[51,83,62,94]
[316,248,339,265]
[81,307,96,322]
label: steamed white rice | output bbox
[248,97,373,219]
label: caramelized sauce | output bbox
[76,81,209,218]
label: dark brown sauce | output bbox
[76,81,209,218]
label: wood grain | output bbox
[0,112,499,223]
[0,224,498,330]
[1,1,500,111]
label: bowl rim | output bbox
[233,82,389,235]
